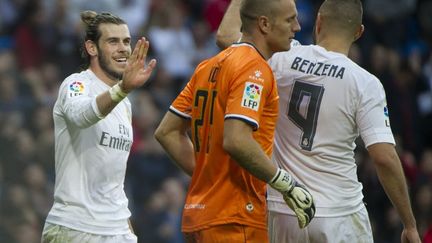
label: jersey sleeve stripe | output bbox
[169,106,191,119]
[225,114,259,130]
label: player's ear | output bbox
[354,24,364,42]
[258,15,271,34]
[85,40,98,57]
[315,13,322,35]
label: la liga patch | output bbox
[68,81,85,97]
[241,82,262,111]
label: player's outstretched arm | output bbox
[216,0,242,49]
[224,119,315,228]
[368,143,421,243]
[155,112,195,176]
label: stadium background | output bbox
[0,0,431,242]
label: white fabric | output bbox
[42,223,137,243]
[267,44,395,217]
[46,69,133,235]
[268,206,373,243]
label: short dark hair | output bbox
[240,0,281,34]
[80,11,126,67]
[319,0,362,35]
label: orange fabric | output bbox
[171,43,279,232]
[183,224,269,243]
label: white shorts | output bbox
[41,222,137,243]
[268,207,373,243]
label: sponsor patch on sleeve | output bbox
[241,82,263,111]
[68,81,85,97]
[384,106,391,127]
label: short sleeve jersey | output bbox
[267,45,395,217]
[170,43,279,232]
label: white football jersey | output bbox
[46,69,133,234]
[267,45,395,217]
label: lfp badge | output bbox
[242,82,262,111]
[384,106,389,117]
[384,106,391,127]
[69,81,84,97]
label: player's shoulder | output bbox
[58,69,93,97]
[194,43,266,72]
[228,43,273,73]
[343,58,381,85]
[230,43,268,62]
[331,58,384,98]
[193,58,211,74]
[62,69,92,86]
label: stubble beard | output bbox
[98,48,123,81]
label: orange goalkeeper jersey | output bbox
[169,43,279,232]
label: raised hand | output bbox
[121,37,157,93]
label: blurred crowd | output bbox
[0,0,431,242]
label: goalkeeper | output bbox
[155,0,314,242]
[217,0,420,242]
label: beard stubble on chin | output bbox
[98,49,124,81]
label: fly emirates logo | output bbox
[99,124,132,152]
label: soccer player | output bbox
[154,0,315,242]
[41,11,156,243]
[216,0,421,242]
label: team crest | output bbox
[241,82,262,111]
[68,81,84,97]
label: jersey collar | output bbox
[231,42,267,60]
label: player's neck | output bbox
[89,63,119,87]
[317,38,351,56]
[240,34,272,60]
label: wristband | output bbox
[109,83,128,102]
[269,168,294,193]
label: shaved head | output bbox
[240,0,282,34]
[318,0,362,36]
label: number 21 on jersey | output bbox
[192,66,219,153]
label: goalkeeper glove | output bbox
[269,168,315,228]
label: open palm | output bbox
[121,37,157,93]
